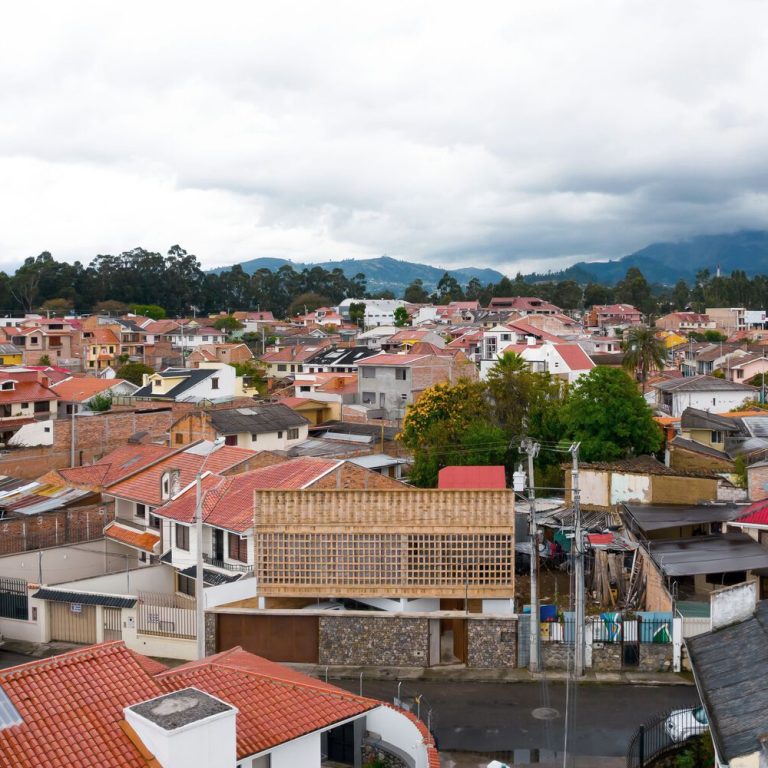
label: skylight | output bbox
[0,686,22,730]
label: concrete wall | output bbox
[651,475,718,505]
[268,730,321,768]
[579,470,610,508]
[0,539,129,584]
[642,549,674,612]
[610,472,652,505]
[366,706,435,768]
[711,580,757,630]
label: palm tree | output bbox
[621,325,666,392]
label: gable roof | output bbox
[553,343,595,371]
[153,457,342,531]
[132,368,215,399]
[208,404,308,435]
[106,444,256,505]
[687,601,768,762]
[155,647,377,758]
[51,377,135,402]
[653,374,757,393]
[305,346,378,367]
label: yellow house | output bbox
[0,344,23,366]
[656,330,687,349]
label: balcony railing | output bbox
[202,553,253,573]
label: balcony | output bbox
[202,553,253,574]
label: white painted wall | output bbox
[54,563,175,594]
[126,699,238,768]
[711,580,757,630]
[268,731,321,768]
[669,389,754,417]
[204,576,257,609]
[366,706,434,768]
[579,470,610,507]
[232,423,308,451]
[610,472,652,505]
[482,599,515,614]
[0,539,129,584]
[8,419,54,447]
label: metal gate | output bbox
[103,607,122,641]
[0,577,28,620]
[49,601,97,644]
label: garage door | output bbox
[49,601,97,644]
[216,614,319,663]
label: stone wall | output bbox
[319,615,428,666]
[637,644,673,672]
[362,743,407,768]
[205,613,216,657]
[541,643,573,670]
[467,618,517,668]
[592,644,623,671]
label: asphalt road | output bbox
[332,678,699,760]
[0,650,33,670]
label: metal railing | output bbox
[626,705,705,768]
[137,590,196,640]
[202,553,253,573]
[543,616,673,645]
[0,577,28,621]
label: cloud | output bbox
[1,0,767,276]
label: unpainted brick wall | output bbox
[310,463,406,490]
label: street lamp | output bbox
[195,436,225,659]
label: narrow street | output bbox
[333,678,698,764]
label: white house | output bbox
[338,298,409,327]
[652,375,758,417]
[133,362,245,403]
[480,340,595,383]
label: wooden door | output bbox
[216,613,319,663]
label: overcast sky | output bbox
[2,1,767,276]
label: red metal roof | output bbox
[438,465,507,489]
[554,344,596,371]
[736,499,768,527]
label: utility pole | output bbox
[521,439,541,673]
[571,442,585,677]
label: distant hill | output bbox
[210,255,505,295]
[527,230,768,285]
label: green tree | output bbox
[434,272,465,303]
[117,362,154,386]
[561,367,662,461]
[403,279,429,303]
[393,306,410,327]
[87,392,112,412]
[132,304,166,320]
[38,354,51,366]
[615,267,652,314]
[287,292,332,317]
[39,298,74,314]
[213,314,245,333]
[348,302,366,328]
[583,282,614,308]
[671,279,689,310]
[621,325,666,392]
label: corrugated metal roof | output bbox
[624,503,745,532]
[648,532,768,576]
[179,566,241,586]
[32,589,137,608]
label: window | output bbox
[251,433,258,441]
[175,524,190,551]
[362,367,376,378]
[149,514,161,530]
[0,382,13,391]
[153,379,161,388]
[202,335,209,342]
[177,573,195,596]
[229,533,248,563]
[400,393,408,402]
[287,428,299,440]
[736,369,744,379]
[225,434,237,446]
[174,433,184,444]
[136,503,146,519]
[711,431,724,444]
[395,368,407,381]
[211,377,219,390]
[277,431,283,439]
[300,385,311,392]
[277,364,287,372]
[362,391,375,404]
[20,402,28,409]
[501,333,511,342]
[161,473,171,500]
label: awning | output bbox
[623,503,745,532]
[648,532,768,576]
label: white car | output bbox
[665,706,709,742]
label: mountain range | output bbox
[210,255,505,295]
[212,230,768,293]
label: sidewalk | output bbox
[288,662,694,686]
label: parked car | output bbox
[665,706,708,742]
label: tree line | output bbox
[2,245,768,318]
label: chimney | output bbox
[125,688,238,768]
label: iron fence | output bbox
[0,576,28,621]
[137,590,196,639]
[543,615,673,645]
[626,705,706,768]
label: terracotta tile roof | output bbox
[104,522,161,553]
[0,380,58,404]
[156,648,377,758]
[107,445,257,505]
[88,328,120,345]
[56,444,175,488]
[260,344,330,363]
[154,457,342,531]
[51,377,132,402]
[438,465,507,489]
[0,642,164,768]
[554,343,595,371]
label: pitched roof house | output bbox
[0,641,439,768]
